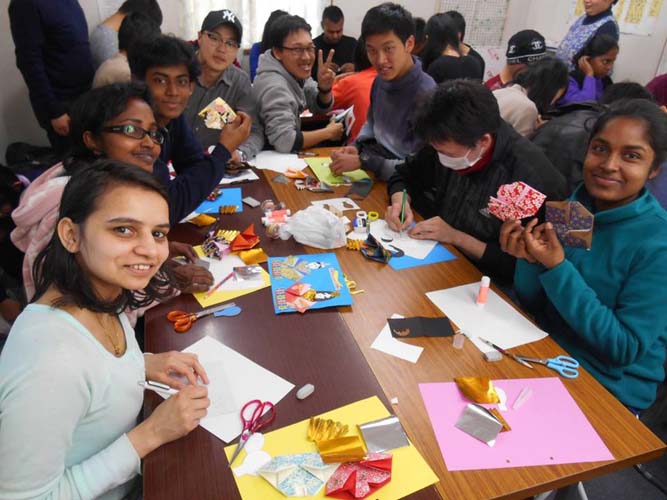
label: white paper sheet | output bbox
[159,336,294,443]
[426,283,548,354]
[219,169,260,185]
[310,197,360,212]
[252,151,308,174]
[370,314,424,364]
[369,220,437,260]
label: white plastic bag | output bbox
[280,206,346,249]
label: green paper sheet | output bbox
[306,157,370,185]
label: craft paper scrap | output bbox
[387,317,455,338]
[419,378,613,470]
[193,249,270,308]
[370,314,424,364]
[158,336,294,444]
[254,151,308,174]
[426,283,547,354]
[306,158,370,186]
[268,254,353,314]
[195,187,243,214]
[310,197,360,212]
[369,220,436,260]
[224,396,438,500]
[389,243,457,271]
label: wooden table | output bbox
[144,149,665,499]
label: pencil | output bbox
[205,271,234,298]
[400,188,407,225]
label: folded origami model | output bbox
[545,201,594,249]
[231,224,260,251]
[198,97,237,129]
[258,452,339,497]
[488,181,546,221]
[325,452,392,499]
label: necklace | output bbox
[96,313,124,356]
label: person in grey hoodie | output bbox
[252,15,343,153]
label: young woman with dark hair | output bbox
[501,98,667,412]
[0,161,210,499]
[421,13,481,83]
[560,33,619,105]
[493,56,569,137]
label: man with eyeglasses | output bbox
[184,9,264,162]
[253,14,344,153]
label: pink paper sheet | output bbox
[419,378,613,470]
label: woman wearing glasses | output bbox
[12,82,248,300]
[183,9,264,163]
[252,14,344,153]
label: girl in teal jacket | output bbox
[500,99,667,410]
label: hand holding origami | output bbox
[523,221,566,269]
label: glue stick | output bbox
[476,276,490,305]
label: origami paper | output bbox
[295,176,334,192]
[258,453,338,497]
[308,418,349,442]
[488,181,546,221]
[198,97,237,129]
[360,234,392,264]
[306,158,370,186]
[387,317,455,338]
[358,416,409,453]
[455,403,504,446]
[325,452,392,499]
[224,396,438,500]
[187,213,217,227]
[269,254,353,315]
[546,201,594,249]
[317,436,367,463]
[239,248,269,265]
[454,376,500,404]
[231,224,260,251]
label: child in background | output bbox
[501,99,667,412]
[559,34,618,105]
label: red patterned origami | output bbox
[488,182,546,221]
[325,452,392,499]
[230,224,260,251]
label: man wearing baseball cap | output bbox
[484,30,546,91]
[184,9,264,162]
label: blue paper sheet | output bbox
[195,187,243,214]
[389,243,457,270]
[268,253,353,314]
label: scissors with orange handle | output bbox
[167,302,237,332]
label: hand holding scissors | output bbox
[167,302,238,332]
[228,399,276,466]
[517,355,580,379]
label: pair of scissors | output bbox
[517,355,580,379]
[228,400,276,466]
[166,302,237,332]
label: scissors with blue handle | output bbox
[517,355,580,379]
[228,399,276,467]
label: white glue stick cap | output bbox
[481,276,490,287]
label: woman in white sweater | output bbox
[493,56,569,137]
[0,160,210,499]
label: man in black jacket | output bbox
[387,80,566,284]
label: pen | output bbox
[138,380,179,396]
[400,188,407,226]
[478,337,534,369]
[205,271,235,298]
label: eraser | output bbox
[296,383,315,400]
[484,351,503,362]
[243,196,260,208]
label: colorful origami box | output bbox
[545,201,594,249]
[198,97,237,129]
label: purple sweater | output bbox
[560,75,604,105]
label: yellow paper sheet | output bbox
[193,246,270,307]
[225,396,438,500]
[306,158,370,186]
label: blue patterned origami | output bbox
[257,452,339,497]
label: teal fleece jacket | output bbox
[514,186,667,409]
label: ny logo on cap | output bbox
[223,10,236,23]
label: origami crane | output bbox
[258,452,339,497]
[488,181,547,221]
[325,452,392,499]
[545,201,594,249]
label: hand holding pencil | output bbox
[386,189,414,232]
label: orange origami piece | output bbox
[231,224,260,251]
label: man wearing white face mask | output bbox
[386,80,567,283]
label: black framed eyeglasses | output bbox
[102,125,165,145]
[204,31,241,49]
[281,45,316,56]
